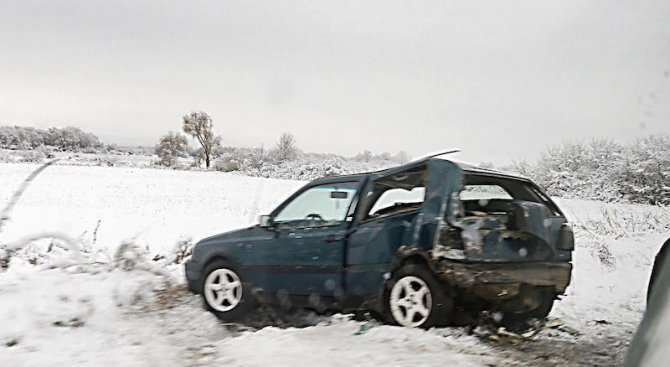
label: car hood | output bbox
[197,225,258,246]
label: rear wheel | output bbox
[201,260,256,321]
[500,286,555,329]
[385,264,453,328]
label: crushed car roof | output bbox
[312,157,531,184]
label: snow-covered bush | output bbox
[618,134,670,205]
[575,206,670,239]
[506,134,670,205]
[272,132,298,162]
[93,155,118,167]
[45,126,103,152]
[9,239,70,267]
[114,241,150,271]
[213,154,240,172]
[106,144,155,156]
[0,125,103,152]
[150,238,195,265]
[17,149,45,163]
[0,232,89,271]
[241,146,270,171]
[531,139,624,201]
[155,131,189,167]
[214,149,246,172]
[0,149,17,163]
[0,248,9,270]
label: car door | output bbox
[271,181,360,298]
[346,171,428,303]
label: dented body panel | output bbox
[186,157,574,316]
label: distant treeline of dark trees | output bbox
[0,125,103,152]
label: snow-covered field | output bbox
[0,163,668,366]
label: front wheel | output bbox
[201,260,256,321]
[385,264,454,328]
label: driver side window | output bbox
[273,182,358,228]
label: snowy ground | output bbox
[0,163,668,366]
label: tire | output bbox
[500,287,555,329]
[200,260,256,321]
[385,264,454,328]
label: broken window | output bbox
[460,184,513,201]
[459,174,562,217]
[362,165,427,220]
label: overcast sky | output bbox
[1,0,669,165]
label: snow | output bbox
[0,262,226,367]
[1,162,667,365]
[555,198,667,322]
[216,322,496,367]
[0,163,304,252]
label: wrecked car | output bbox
[185,157,574,328]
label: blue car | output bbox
[185,158,574,328]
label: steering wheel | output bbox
[305,213,324,221]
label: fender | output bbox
[393,245,438,272]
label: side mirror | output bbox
[259,215,273,228]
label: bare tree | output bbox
[274,132,298,162]
[182,111,222,168]
[155,131,188,167]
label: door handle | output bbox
[324,235,343,243]
[324,229,357,243]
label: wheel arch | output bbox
[201,251,241,273]
[391,245,433,273]
[383,247,455,328]
[378,246,435,305]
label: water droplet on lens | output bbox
[324,279,336,291]
[519,247,528,257]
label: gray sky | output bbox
[1,0,669,165]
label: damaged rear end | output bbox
[424,161,574,320]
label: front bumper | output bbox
[435,260,573,302]
[184,259,203,294]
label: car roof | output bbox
[310,157,531,185]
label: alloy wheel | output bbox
[389,275,433,327]
[204,268,243,312]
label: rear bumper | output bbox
[435,260,573,302]
[184,259,203,294]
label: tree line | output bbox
[506,134,670,206]
[5,118,666,206]
[155,111,410,175]
[0,126,102,152]
[155,111,301,169]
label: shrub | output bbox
[155,132,189,167]
[505,134,670,205]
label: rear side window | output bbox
[362,165,427,220]
[462,173,563,216]
[369,187,426,217]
